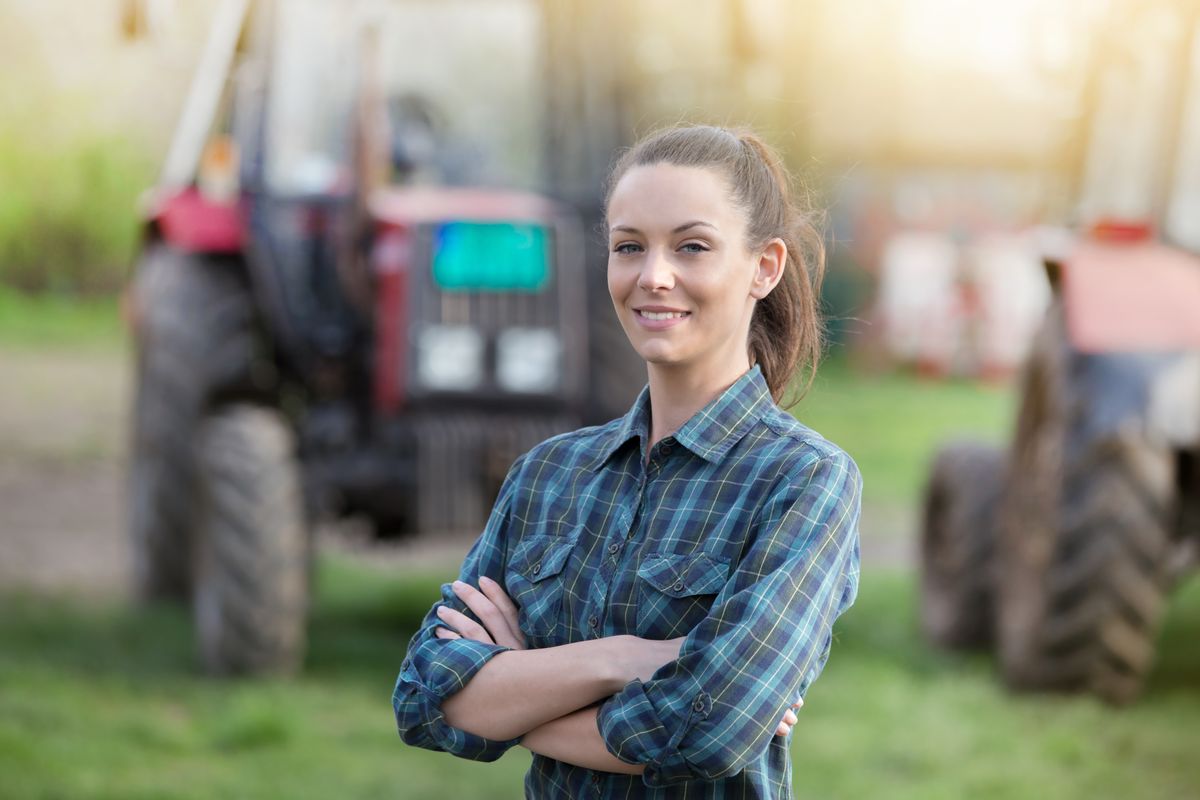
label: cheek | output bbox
[606,260,629,303]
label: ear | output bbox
[750,238,787,300]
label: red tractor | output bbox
[920,0,1200,703]
[125,0,643,674]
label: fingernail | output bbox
[479,576,494,586]
[451,580,466,591]
[436,605,448,616]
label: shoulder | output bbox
[749,407,862,499]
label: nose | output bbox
[636,248,675,292]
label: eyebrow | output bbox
[609,220,719,236]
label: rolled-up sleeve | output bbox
[596,450,862,786]
[391,454,527,761]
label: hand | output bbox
[774,697,804,737]
[434,576,527,650]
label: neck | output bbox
[645,355,752,453]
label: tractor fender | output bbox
[1060,240,1200,353]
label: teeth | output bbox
[639,310,688,320]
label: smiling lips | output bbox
[634,306,691,330]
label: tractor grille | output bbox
[411,412,576,533]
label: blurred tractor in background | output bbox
[124,0,643,675]
[920,1,1200,704]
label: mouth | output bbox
[634,309,691,321]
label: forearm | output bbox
[521,705,644,775]
[441,637,629,741]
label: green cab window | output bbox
[432,222,550,292]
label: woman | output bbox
[392,124,861,798]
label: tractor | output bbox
[124,0,645,675]
[919,0,1200,704]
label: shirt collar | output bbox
[589,363,774,470]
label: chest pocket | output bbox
[636,553,731,638]
[505,535,576,643]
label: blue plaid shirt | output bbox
[393,363,861,798]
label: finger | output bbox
[775,720,789,736]
[477,576,521,625]
[436,604,495,644]
[478,576,525,648]
[794,697,804,710]
[435,626,461,640]
[452,580,519,646]
[782,709,797,726]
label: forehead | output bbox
[607,164,742,231]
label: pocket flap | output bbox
[637,553,730,597]
[510,535,575,584]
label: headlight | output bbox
[496,328,561,393]
[416,325,484,391]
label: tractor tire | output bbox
[996,303,1176,704]
[128,245,257,602]
[919,441,1006,650]
[192,405,309,676]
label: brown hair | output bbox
[604,124,826,407]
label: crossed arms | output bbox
[433,576,803,774]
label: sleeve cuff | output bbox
[596,679,709,786]
[393,638,520,761]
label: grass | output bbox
[1,557,1197,799]
[0,286,126,351]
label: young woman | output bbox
[393,124,861,798]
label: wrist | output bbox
[580,635,636,695]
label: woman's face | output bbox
[606,163,783,377]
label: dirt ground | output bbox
[0,345,909,598]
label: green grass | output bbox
[0,286,126,351]
[794,356,1015,506]
[2,557,1197,799]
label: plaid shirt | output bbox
[393,363,861,798]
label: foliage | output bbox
[0,126,150,294]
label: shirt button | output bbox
[607,542,620,555]
[531,562,541,575]
[588,615,599,629]
[591,773,601,785]
[692,696,706,712]
[673,581,685,592]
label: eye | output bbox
[612,241,643,255]
[679,241,710,254]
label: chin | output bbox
[634,342,690,366]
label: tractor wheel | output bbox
[128,246,257,601]
[192,405,309,676]
[919,441,1006,649]
[996,303,1176,704]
